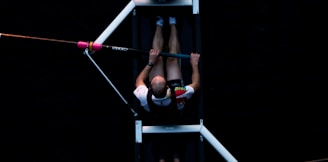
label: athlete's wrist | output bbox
[147,62,154,67]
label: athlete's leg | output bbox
[166,17,182,81]
[149,16,165,82]
[173,157,180,162]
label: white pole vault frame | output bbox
[135,121,238,162]
[90,0,237,162]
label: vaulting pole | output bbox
[0,33,190,59]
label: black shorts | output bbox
[167,79,184,88]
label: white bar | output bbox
[200,126,238,162]
[192,0,199,14]
[134,0,192,6]
[142,124,201,133]
[135,120,142,143]
[94,1,136,44]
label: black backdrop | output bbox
[0,0,325,162]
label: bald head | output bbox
[150,76,167,98]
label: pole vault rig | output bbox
[1,0,238,161]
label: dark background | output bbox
[0,0,325,162]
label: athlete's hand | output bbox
[149,49,160,64]
[190,52,200,66]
